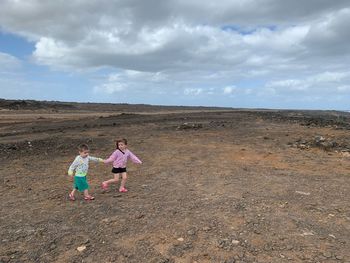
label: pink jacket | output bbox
[104,149,142,168]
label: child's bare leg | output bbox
[69,189,76,200]
[70,189,76,196]
[120,172,128,190]
[103,174,120,186]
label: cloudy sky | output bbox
[1,0,350,109]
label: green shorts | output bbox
[74,176,89,192]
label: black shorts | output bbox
[112,167,127,174]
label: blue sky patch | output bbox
[0,31,34,59]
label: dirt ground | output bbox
[0,101,349,263]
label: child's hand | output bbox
[69,175,74,181]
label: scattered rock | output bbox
[231,240,240,245]
[187,229,196,236]
[297,143,309,150]
[295,191,310,196]
[49,243,56,250]
[335,255,343,260]
[291,135,348,152]
[217,238,239,250]
[77,245,86,252]
[101,218,110,224]
[168,242,193,257]
[341,151,350,157]
[202,226,211,232]
[301,231,314,236]
[286,245,293,250]
[135,213,145,219]
[177,123,203,130]
[323,252,332,258]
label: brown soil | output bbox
[0,101,349,263]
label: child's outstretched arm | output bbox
[68,156,79,176]
[104,151,117,164]
[128,151,142,164]
[88,156,104,163]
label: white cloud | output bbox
[184,88,202,96]
[223,86,236,94]
[93,82,126,94]
[310,71,349,83]
[265,71,350,97]
[0,52,21,70]
[93,73,126,94]
[303,8,350,55]
[337,85,350,92]
[1,0,350,109]
[243,25,309,54]
[1,0,346,73]
[267,79,309,91]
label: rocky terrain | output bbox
[0,100,349,263]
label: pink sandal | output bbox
[101,182,109,190]
[119,187,128,193]
[84,195,95,201]
[69,193,75,201]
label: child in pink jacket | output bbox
[102,138,142,192]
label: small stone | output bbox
[187,230,195,236]
[135,213,145,219]
[302,253,312,260]
[202,226,211,232]
[231,240,240,245]
[50,244,56,250]
[0,256,10,262]
[177,237,184,242]
[341,152,350,157]
[77,245,86,252]
[323,252,332,258]
[295,191,310,196]
[297,144,308,150]
[254,229,261,234]
[301,231,314,236]
[335,255,343,260]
